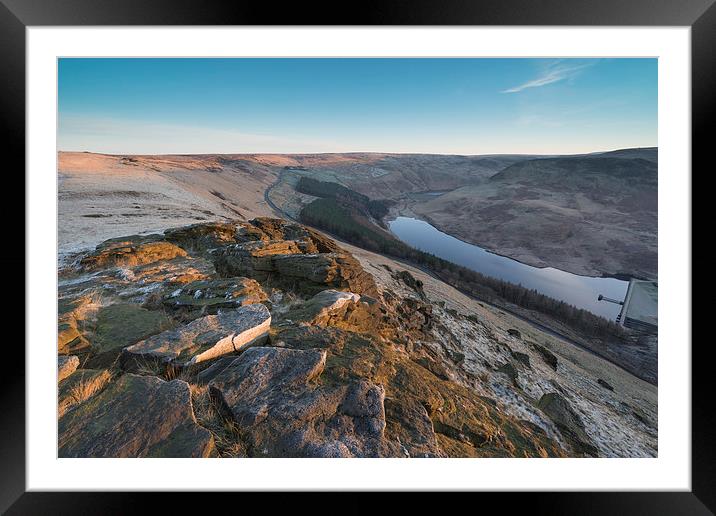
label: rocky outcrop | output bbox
[531,342,559,371]
[57,296,98,354]
[212,240,302,279]
[497,361,519,384]
[122,303,271,370]
[537,393,598,457]
[58,319,88,354]
[284,289,381,333]
[511,351,531,368]
[211,219,378,297]
[384,397,441,457]
[395,270,427,301]
[58,374,214,458]
[164,222,241,252]
[162,277,267,316]
[209,347,394,457]
[273,252,377,295]
[597,378,614,391]
[79,239,187,271]
[382,290,433,337]
[235,222,271,243]
[301,290,361,318]
[58,355,79,382]
[248,217,343,253]
[56,218,592,458]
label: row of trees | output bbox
[296,177,393,220]
[300,196,628,342]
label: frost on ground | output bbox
[57,152,278,264]
[424,303,656,457]
[351,244,658,458]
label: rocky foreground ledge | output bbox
[57,217,649,458]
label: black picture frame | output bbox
[2,0,708,512]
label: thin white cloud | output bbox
[501,61,594,94]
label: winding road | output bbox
[264,169,292,220]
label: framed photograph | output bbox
[4,0,708,512]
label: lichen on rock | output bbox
[58,374,214,458]
[208,346,395,457]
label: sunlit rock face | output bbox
[121,303,271,370]
[56,219,655,458]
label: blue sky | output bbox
[58,58,657,155]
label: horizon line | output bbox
[57,145,658,158]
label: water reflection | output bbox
[388,216,628,319]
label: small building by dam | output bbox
[599,279,658,333]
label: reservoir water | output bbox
[388,216,629,320]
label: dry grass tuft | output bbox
[71,290,108,319]
[130,357,196,383]
[59,369,113,418]
[189,383,247,457]
[68,370,112,405]
[164,364,195,383]
[132,357,166,378]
